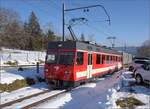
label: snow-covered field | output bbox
[0,70,150,109]
[0,48,46,66]
[0,67,44,84]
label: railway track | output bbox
[0,90,50,108]
[0,71,121,109]
[1,89,67,109]
[22,90,67,109]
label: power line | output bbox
[85,23,114,38]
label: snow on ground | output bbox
[0,67,44,84]
[0,69,149,109]
[0,82,48,104]
[5,90,66,108]
[107,71,150,109]
[0,48,46,66]
[36,93,72,109]
[34,70,150,109]
[35,71,122,109]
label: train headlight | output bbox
[64,71,70,75]
[45,68,48,72]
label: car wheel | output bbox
[136,75,143,84]
[129,66,134,72]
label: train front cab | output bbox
[44,49,93,88]
[44,49,76,88]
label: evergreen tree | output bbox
[27,11,42,37]
[25,11,43,50]
[47,29,55,41]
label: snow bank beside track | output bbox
[107,71,150,109]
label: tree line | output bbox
[0,8,61,50]
[137,38,150,58]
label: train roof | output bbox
[48,41,122,55]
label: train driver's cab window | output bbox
[96,54,101,64]
[58,52,75,65]
[76,52,84,65]
[102,55,105,64]
[46,53,57,64]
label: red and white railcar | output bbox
[44,41,122,88]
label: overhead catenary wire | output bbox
[68,1,118,39]
[24,0,119,44]
[84,22,114,38]
[49,1,112,35]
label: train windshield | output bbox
[58,52,75,65]
[46,52,75,65]
[46,53,57,64]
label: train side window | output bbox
[116,56,117,62]
[113,56,115,62]
[76,52,84,65]
[96,54,101,64]
[106,55,109,64]
[110,56,112,63]
[120,57,122,62]
[102,55,105,64]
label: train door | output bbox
[87,53,92,78]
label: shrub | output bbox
[4,60,18,66]
[26,77,35,85]
[36,76,45,82]
[0,77,35,92]
[0,83,7,91]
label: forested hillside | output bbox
[0,8,61,50]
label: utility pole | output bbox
[62,3,65,41]
[107,36,116,48]
[124,43,127,52]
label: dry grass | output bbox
[116,97,145,109]
[4,60,18,66]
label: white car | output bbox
[135,62,150,84]
[129,59,149,72]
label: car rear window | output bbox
[134,60,147,64]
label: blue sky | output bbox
[1,0,149,47]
